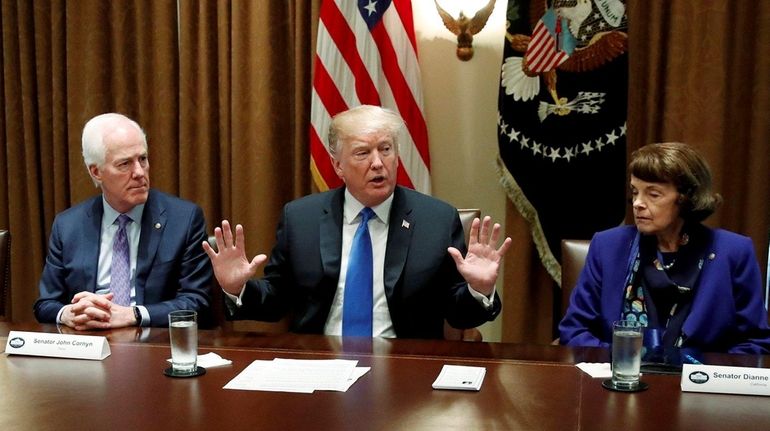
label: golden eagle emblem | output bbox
[434,0,496,61]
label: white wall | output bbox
[413,1,509,341]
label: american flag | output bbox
[309,0,430,193]
[525,8,575,73]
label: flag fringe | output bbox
[310,160,331,192]
[496,156,562,286]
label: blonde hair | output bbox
[327,105,403,159]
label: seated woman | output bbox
[559,142,770,354]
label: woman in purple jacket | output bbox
[559,142,770,354]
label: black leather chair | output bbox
[0,230,10,321]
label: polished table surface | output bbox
[1,322,769,430]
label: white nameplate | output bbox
[4,331,110,360]
[681,363,770,396]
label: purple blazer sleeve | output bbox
[558,227,636,347]
[559,225,770,354]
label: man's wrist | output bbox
[467,284,496,309]
[132,306,142,326]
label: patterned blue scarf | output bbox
[621,223,707,348]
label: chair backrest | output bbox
[457,208,480,246]
[0,230,10,321]
[202,235,227,329]
[560,239,591,318]
[444,209,483,342]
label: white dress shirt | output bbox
[57,198,150,325]
[323,190,396,337]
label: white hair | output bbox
[81,113,146,186]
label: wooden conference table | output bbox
[1,322,769,430]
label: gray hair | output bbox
[81,113,146,186]
[327,105,404,159]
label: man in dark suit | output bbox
[204,105,511,338]
[35,113,212,329]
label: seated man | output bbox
[35,113,212,329]
[204,105,512,338]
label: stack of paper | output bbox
[224,358,370,393]
[432,365,486,391]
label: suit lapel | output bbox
[82,197,104,292]
[320,188,344,280]
[135,190,166,304]
[384,187,412,300]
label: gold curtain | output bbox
[503,0,770,343]
[177,0,318,267]
[626,0,770,263]
[0,0,319,322]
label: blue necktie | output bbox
[343,208,374,337]
[110,214,132,306]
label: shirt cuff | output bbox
[56,305,68,325]
[136,305,150,327]
[467,284,496,309]
[223,284,247,313]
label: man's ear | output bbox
[332,158,344,180]
[88,164,102,183]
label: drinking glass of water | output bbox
[606,320,646,391]
[167,310,200,376]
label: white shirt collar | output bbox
[343,189,393,225]
[102,196,145,225]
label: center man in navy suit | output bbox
[35,113,212,329]
[204,105,512,338]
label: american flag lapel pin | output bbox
[401,219,410,229]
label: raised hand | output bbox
[202,220,267,295]
[447,216,512,296]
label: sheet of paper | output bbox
[432,365,486,391]
[272,358,359,391]
[223,358,368,393]
[576,362,612,378]
[224,360,313,393]
[340,366,371,392]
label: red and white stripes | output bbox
[525,16,569,73]
[310,0,430,193]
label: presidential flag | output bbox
[310,0,430,193]
[497,0,629,283]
